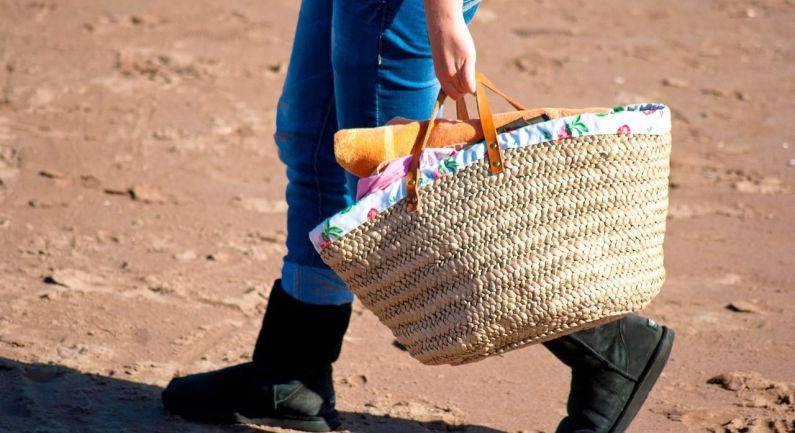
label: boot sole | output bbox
[234,412,341,432]
[609,326,675,433]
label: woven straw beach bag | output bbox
[315,72,671,366]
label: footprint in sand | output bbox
[512,52,566,76]
[734,177,788,195]
[0,141,21,203]
[43,269,111,295]
[232,196,288,213]
[666,202,749,220]
[678,372,795,433]
[114,49,216,85]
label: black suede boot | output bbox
[543,315,675,433]
[161,280,351,432]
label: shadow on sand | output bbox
[0,357,507,433]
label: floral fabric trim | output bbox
[310,103,671,252]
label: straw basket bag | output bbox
[311,72,671,366]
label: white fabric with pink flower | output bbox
[310,103,671,253]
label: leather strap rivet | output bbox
[408,179,416,186]
[493,160,502,168]
[409,197,418,204]
[489,142,498,149]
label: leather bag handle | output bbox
[455,98,469,121]
[452,74,526,121]
[405,72,527,212]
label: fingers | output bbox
[441,57,476,101]
[460,56,477,95]
[440,79,463,101]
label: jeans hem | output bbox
[281,261,354,305]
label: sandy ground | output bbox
[1,0,794,432]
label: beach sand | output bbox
[0,0,793,432]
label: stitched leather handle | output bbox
[405,72,527,212]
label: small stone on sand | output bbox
[129,185,167,204]
[726,301,761,313]
[39,169,66,179]
[662,77,689,88]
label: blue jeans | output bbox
[276,0,479,305]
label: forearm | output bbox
[423,0,477,99]
[423,0,464,30]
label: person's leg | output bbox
[275,0,354,307]
[163,0,351,431]
[284,0,479,299]
[162,281,350,431]
[163,1,482,431]
[543,315,675,433]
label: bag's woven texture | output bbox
[320,132,671,365]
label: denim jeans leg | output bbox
[332,0,479,189]
[332,0,479,128]
[275,0,355,306]
[277,0,479,305]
